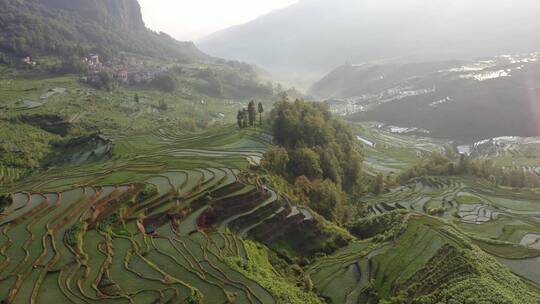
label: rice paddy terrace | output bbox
[0,126,324,303]
[308,213,540,304]
[362,176,540,288]
[470,137,540,175]
[354,122,450,175]
[305,125,540,303]
[1,120,539,303]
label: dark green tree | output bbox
[447,162,455,175]
[258,102,264,126]
[373,173,384,195]
[288,148,323,180]
[134,94,139,103]
[158,99,168,111]
[242,108,248,128]
[319,148,342,186]
[0,193,12,213]
[458,154,470,174]
[262,146,289,174]
[247,100,256,127]
[97,71,117,92]
[237,110,243,129]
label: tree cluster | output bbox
[237,100,264,129]
[262,98,365,225]
[400,153,540,188]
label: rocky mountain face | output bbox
[41,0,145,31]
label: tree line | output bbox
[398,153,540,189]
[237,100,264,128]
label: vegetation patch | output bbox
[347,210,409,242]
[0,193,12,213]
[389,243,540,304]
[225,240,323,304]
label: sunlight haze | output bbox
[138,0,299,41]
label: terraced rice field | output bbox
[472,138,540,170]
[0,126,318,303]
[354,123,450,175]
[362,176,540,286]
[309,213,540,303]
[307,242,381,304]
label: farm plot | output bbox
[4,125,269,193]
[353,123,450,175]
[0,172,282,303]
[310,214,540,303]
[362,176,540,286]
[0,126,330,303]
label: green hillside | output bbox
[310,213,540,304]
[0,0,276,183]
[0,0,205,62]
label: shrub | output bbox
[151,73,177,92]
[58,56,88,74]
[225,240,323,304]
[66,221,88,249]
[0,193,12,213]
[347,210,409,241]
[135,183,158,203]
[94,71,117,92]
[427,207,446,216]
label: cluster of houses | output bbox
[82,53,102,69]
[82,53,168,86]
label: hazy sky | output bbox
[138,0,299,42]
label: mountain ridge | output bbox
[0,0,208,63]
[199,0,540,85]
[310,54,540,142]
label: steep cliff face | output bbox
[41,0,145,31]
[0,0,207,61]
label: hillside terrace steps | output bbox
[218,188,278,230]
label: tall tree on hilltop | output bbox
[242,108,248,128]
[258,102,264,126]
[237,110,243,129]
[247,100,256,127]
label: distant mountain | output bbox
[199,0,540,84]
[0,0,207,62]
[310,53,540,142]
